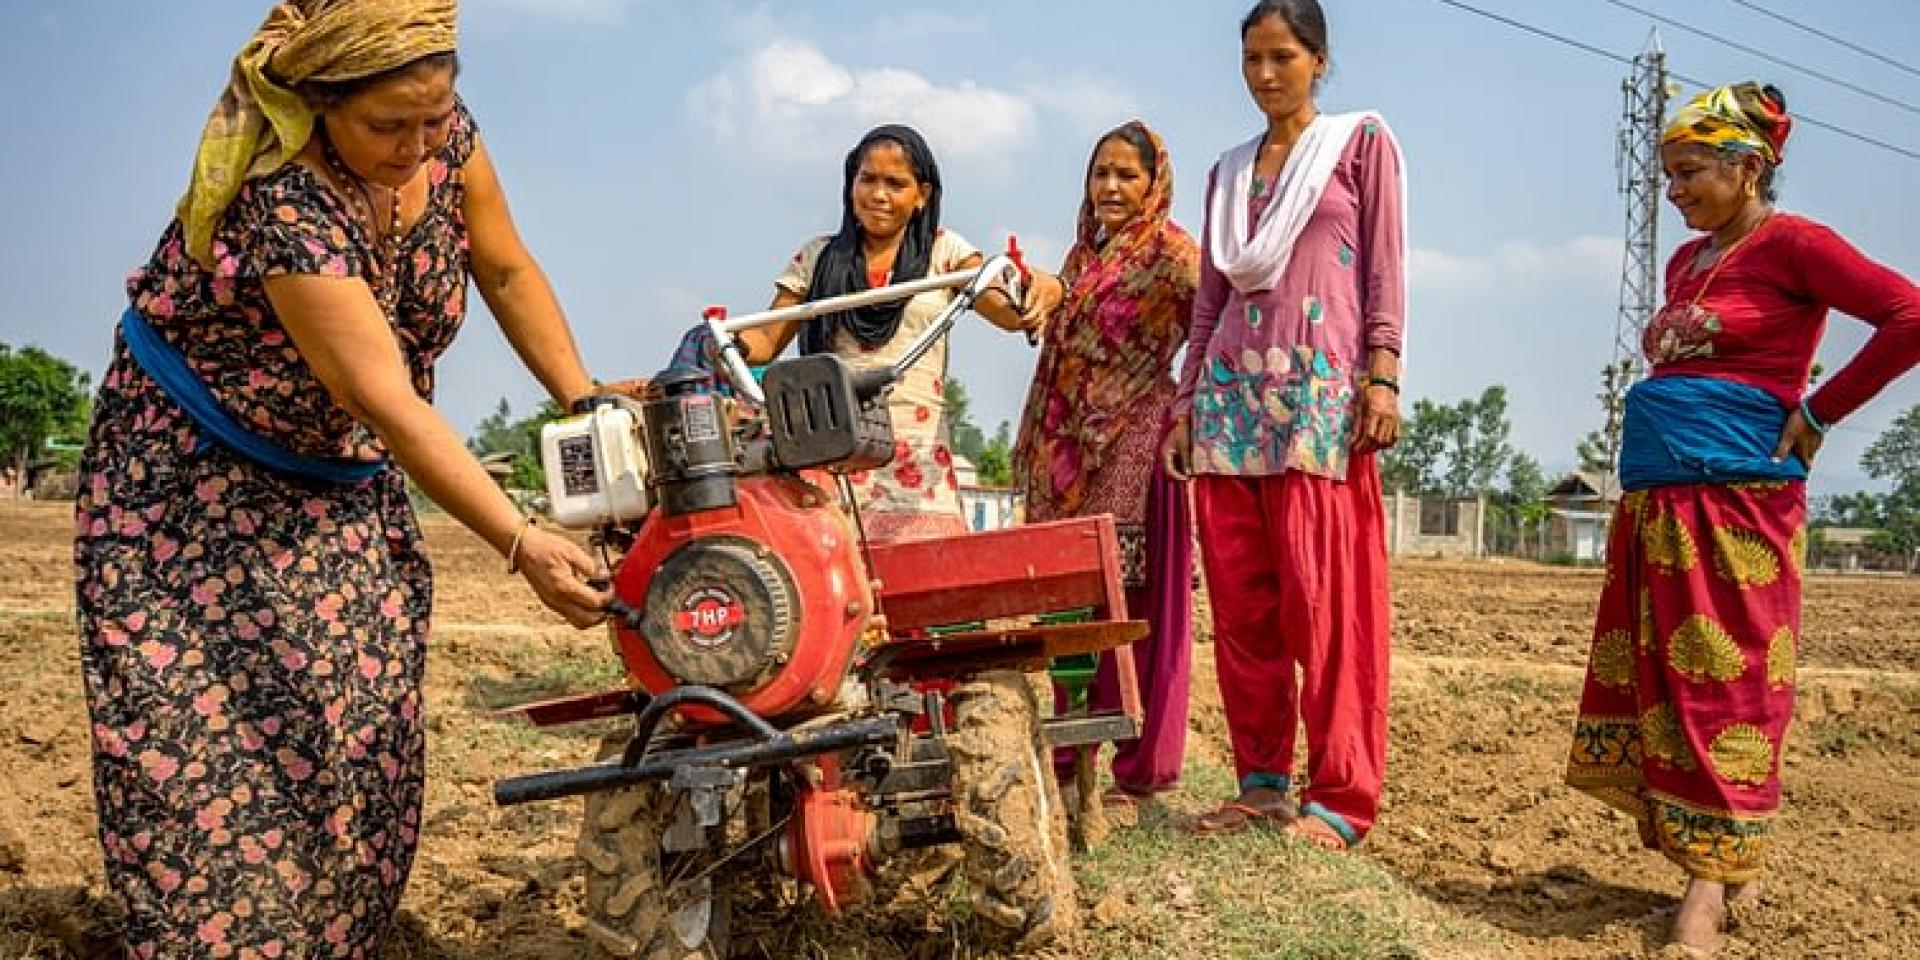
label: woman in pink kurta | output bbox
[1168,0,1407,850]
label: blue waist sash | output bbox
[119,307,387,486]
[1618,375,1806,492]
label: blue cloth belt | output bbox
[119,307,387,486]
[1618,375,1806,492]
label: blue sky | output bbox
[2,0,1916,494]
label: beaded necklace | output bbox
[318,131,404,308]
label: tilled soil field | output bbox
[2,500,1915,959]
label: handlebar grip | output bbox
[705,307,765,405]
[1007,235,1031,286]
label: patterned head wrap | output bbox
[178,0,460,266]
[1661,82,1792,166]
[1012,121,1199,519]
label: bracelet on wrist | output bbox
[1366,374,1401,395]
[1799,398,1828,436]
[505,516,535,574]
[568,379,606,415]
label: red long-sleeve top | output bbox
[1646,212,1920,426]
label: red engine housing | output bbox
[610,473,872,722]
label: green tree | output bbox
[1504,452,1548,504]
[469,398,525,459]
[1489,452,1550,558]
[1862,405,1920,489]
[1380,398,1455,495]
[0,343,93,486]
[467,397,562,491]
[1440,385,1515,498]
[943,378,987,463]
[1381,386,1518,498]
[976,420,1014,487]
[1815,491,1885,528]
[1381,384,1538,556]
[1859,404,1920,560]
[1575,359,1636,475]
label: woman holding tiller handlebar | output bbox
[734,124,1051,542]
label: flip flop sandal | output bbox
[1192,801,1289,836]
[1101,788,1148,810]
[1285,815,1351,852]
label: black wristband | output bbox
[570,391,613,415]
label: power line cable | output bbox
[1728,0,1920,82]
[1783,114,1920,163]
[1598,0,1920,120]
[1432,0,1920,164]
[1434,0,1632,67]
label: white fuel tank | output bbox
[540,404,652,528]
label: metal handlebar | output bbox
[706,250,1025,405]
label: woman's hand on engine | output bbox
[514,525,610,628]
[594,378,651,402]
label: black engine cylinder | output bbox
[644,369,738,515]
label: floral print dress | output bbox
[74,104,478,959]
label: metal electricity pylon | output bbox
[1599,32,1669,477]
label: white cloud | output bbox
[1021,74,1145,140]
[1399,235,1627,476]
[689,39,1038,164]
[985,227,1067,276]
[1409,235,1618,299]
[751,40,855,108]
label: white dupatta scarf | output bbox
[1207,111,1377,294]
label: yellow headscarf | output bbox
[1660,82,1792,166]
[178,0,459,266]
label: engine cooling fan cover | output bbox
[640,537,798,689]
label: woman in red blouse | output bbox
[1565,82,1919,955]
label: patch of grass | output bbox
[1865,672,1920,709]
[1805,718,1874,758]
[1179,753,1241,799]
[466,647,627,711]
[443,715,565,756]
[1075,756,1500,960]
[1486,674,1557,701]
[1435,672,1557,703]
[0,608,70,624]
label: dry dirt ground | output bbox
[2,499,1916,959]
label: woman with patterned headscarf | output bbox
[1012,121,1198,811]
[737,125,1044,541]
[1564,81,1919,954]
[76,2,610,954]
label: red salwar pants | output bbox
[1565,481,1803,883]
[1193,454,1391,844]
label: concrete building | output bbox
[1546,470,1622,563]
[1386,491,1486,558]
[952,454,1020,531]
